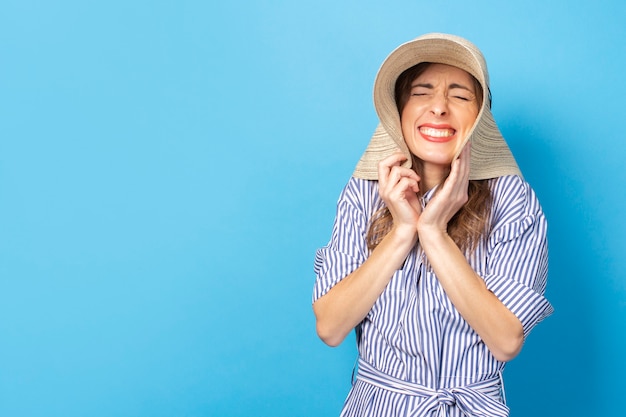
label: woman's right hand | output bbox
[313,153,422,347]
[378,153,422,240]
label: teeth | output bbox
[420,127,455,138]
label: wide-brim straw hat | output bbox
[353,33,521,180]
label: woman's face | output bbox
[400,63,479,169]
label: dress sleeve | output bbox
[483,176,554,338]
[312,178,376,302]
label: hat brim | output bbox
[354,33,521,181]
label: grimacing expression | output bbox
[400,63,480,168]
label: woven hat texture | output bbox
[354,33,521,180]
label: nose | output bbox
[430,94,448,116]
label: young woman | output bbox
[312,33,553,417]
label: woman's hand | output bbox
[414,143,524,361]
[378,153,422,240]
[417,143,471,234]
[314,153,423,347]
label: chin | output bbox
[416,153,455,166]
[409,140,458,165]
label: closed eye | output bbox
[449,84,475,101]
[410,82,433,97]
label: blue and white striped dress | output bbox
[313,175,553,417]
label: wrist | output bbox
[416,224,449,246]
[388,223,418,248]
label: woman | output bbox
[312,33,553,417]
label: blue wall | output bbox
[1,1,624,416]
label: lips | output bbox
[418,125,456,142]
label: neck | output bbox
[416,160,451,193]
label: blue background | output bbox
[1,1,624,416]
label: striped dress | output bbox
[313,175,553,417]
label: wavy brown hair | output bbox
[366,62,492,253]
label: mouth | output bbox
[418,126,456,142]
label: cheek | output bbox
[467,107,479,124]
[458,109,479,132]
[399,109,412,134]
[400,106,410,122]
[400,104,422,128]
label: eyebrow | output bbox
[411,82,474,93]
[449,83,474,92]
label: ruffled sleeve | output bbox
[483,176,554,338]
[313,178,380,302]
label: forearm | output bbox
[313,226,416,347]
[418,227,524,361]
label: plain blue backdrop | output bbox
[1,1,625,416]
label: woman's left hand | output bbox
[417,143,471,234]
[414,142,525,361]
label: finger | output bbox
[385,177,422,221]
[380,156,420,198]
[449,142,471,185]
[388,165,420,190]
[456,142,471,184]
[398,178,422,211]
[379,152,409,169]
[378,153,406,189]
[393,177,420,199]
[383,177,418,207]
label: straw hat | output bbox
[353,33,521,180]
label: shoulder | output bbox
[488,175,546,240]
[338,177,382,214]
[342,176,379,197]
[489,175,542,217]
